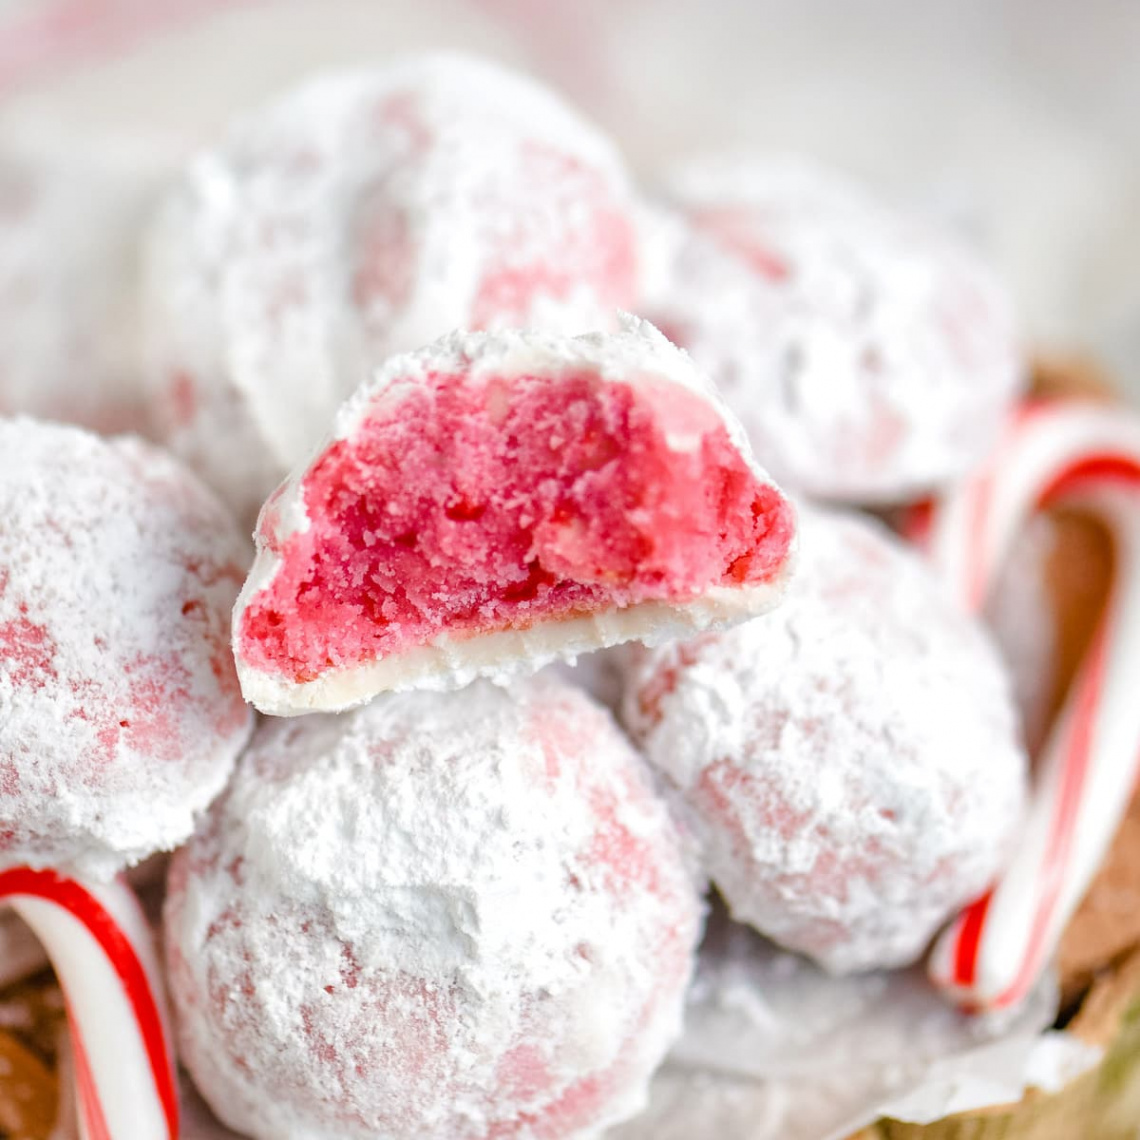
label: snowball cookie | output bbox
[0,134,166,435]
[165,676,703,1140]
[143,53,639,521]
[637,157,1024,503]
[0,419,252,879]
[231,320,795,715]
[623,506,1028,973]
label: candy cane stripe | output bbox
[0,867,178,1139]
[71,1026,114,1140]
[925,401,1140,1012]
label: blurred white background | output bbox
[1,0,1138,387]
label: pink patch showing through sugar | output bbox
[692,757,900,958]
[486,732,692,1140]
[584,769,666,899]
[0,611,57,688]
[634,636,713,726]
[696,758,814,854]
[691,205,791,282]
[352,197,415,315]
[166,371,198,429]
[240,370,793,682]
[471,143,637,328]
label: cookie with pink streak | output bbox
[165,675,703,1140]
[0,134,165,435]
[231,319,796,715]
[0,418,253,880]
[143,53,639,521]
[638,157,1024,503]
[623,506,1027,974]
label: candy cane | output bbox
[920,400,1140,1011]
[0,868,178,1140]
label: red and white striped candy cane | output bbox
[917,400,1140,1012]
[0,868,178,1140]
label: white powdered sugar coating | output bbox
[165,676,702,1140]
[143,53,638,522]
[0,419,253,880]
[622,505,1028,974]
[233,318,795,716]
[0,133,168,435]
[329,315,755,457]
[638,156,1025,504]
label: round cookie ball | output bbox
[623,506,1028,973]
[638,157,1024,504]
[0,418,252,879]
[166,676,702,1140]
[229,321,796,716]
[144,53,638,522]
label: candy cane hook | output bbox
[922,401,1140,1011]
[0,868,179,1140]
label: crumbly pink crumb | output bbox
[239,367,792,683]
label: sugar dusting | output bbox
[166,675,702,1140]
[623,505,1028,973]
[637,156,1024,504]
[143,53,639,522]
[0,419,252,880]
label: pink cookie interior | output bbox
[239,369,793,682]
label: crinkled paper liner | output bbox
[854,948,1140,1140]
[14,949,1140,1139]
[610,919,1140,1140]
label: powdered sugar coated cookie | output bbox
[639,157,1024,503]
[144,53,639,521]
[0,419,252,879]
[623,506,1027,973]
[166,676,702,1140]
